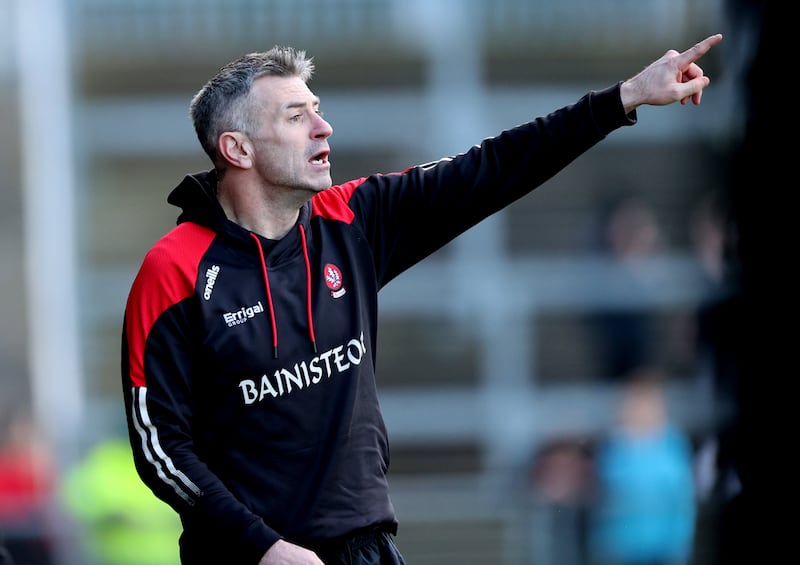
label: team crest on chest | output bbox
[323,263,346,298]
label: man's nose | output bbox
[312,114,333,139]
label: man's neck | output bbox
[217,176,302,240]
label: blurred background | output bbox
[0,0,776,564]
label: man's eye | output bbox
[290,114,302,122]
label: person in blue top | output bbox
[121,34,722,565]
[589,368,697,565]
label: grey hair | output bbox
[189,45,315,170]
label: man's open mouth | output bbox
[310,150,329,165]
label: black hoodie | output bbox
[121,83,634,563]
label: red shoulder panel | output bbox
[310,178,367,223]
[124,223,215,387]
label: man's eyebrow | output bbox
[285,97,321,110]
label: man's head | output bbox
[190,46,316,171]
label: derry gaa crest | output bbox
[323,263,346,298]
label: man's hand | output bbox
[620,33,723,114]
[258,539,325,565]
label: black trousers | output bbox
[306,526,406,565]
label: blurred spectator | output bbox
[686,190,743,565]
[527,437,595,565]
[0,409,57,565]
[689,190,740,414]
[588,368,696,565]
[589,192,665,381]
[60,436,182,565]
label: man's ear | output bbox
[218,131,254,169]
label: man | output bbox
[121,34,722,565]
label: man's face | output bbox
[246,75,333,195]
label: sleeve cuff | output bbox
[589,81,637,136]
[241,518,282,563]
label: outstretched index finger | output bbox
[675,34,723,68]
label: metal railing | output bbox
[70,0,720,60]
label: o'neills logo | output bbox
[203,265,221,300]
[324,263,346,298]
[223,301,264,327]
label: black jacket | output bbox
[121,83,634,563]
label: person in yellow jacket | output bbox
[61,438,182,565]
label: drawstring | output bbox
[250,227,317,358]
[298,225,318,353]
[251,233,279,359]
